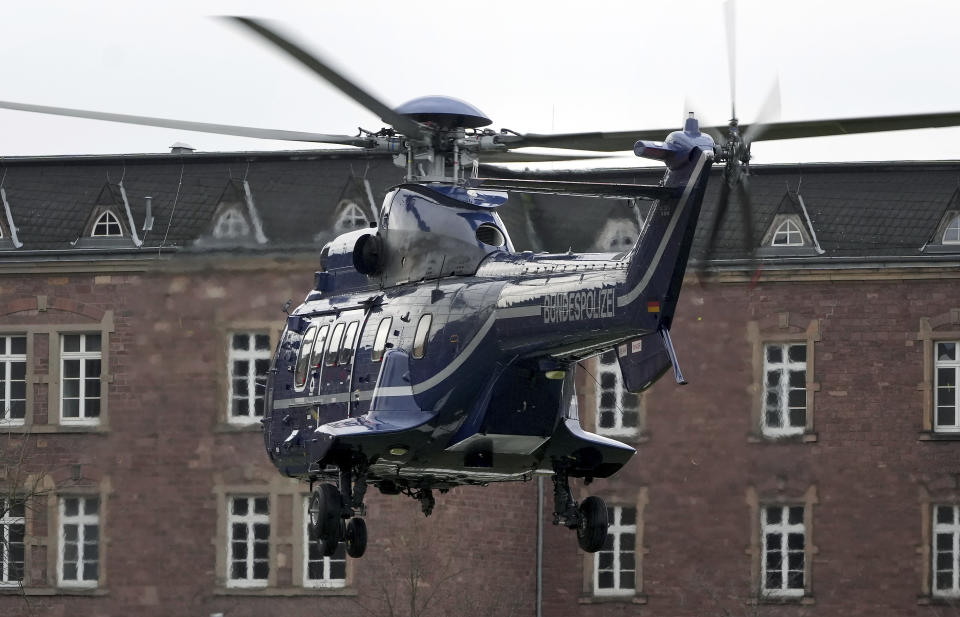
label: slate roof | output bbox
[1,150,959,267]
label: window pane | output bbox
[11,336,26,354]
[330,559,347,579]
[326,323,345,366]
[84,499,99,515]
[788,507,803,525]
[64,498,79,516]
[765,507,782,524]
[232,499,248,516]
[85,335,101,352]
[254,498,269,515]
[938,342,957,361]
[788,344,806,363]
[63,359,81,378]
[598,571,614,589]
[63,335,81,352]
[937,506,956,524]
[254,334,270,351]
[232,334,249,350]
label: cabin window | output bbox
[60,333,102,424]
[90,211,123,237]
[338,322,360,366]
[372,317,393,363]
[412,315,432,359]
[294,326,318,390]
[326,323,346,367]
[771,219,803,247]
[309,325,330,370]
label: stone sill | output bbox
[748,432,818,444]
[0,586,108,596]
[918,594,960,605]
[579,593,647,604]
[214,586,356,597]
[748,594,815,606]
[918,431,960,441]
[0,424,109,435]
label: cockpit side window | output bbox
[339,321,360,366]
[309,325,330,370]
[326,323,345,367]
[412,314,432,359]
[372,317,393,363]
[294,325,318,389]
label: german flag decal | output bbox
[647,301,660,313]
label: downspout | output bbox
[537,475,543,617]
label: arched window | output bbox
[771,219,803,247]
[213,208,250,239]
[334,201,368,234]
[943,215,960,244]
[91,211,123,237]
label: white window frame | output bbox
[90,211,123,238]
[595,351,640,436]
[935,342,960,433]
[762,343,807,437]
[761,505,805,597]
[943,216,960,245]
[771,219,803,247]
[213,208,251,239]
[302,498,346,589]
[334,201,368,233]
[58,496,99,588]
[0,496,25,586]
[60,333,102,426]
[228,332,272,425]
[0,334,27,426]
[593,505,636,596]
[227,496,270,588]
[933,505,960,597]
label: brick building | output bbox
[0,151,959,616]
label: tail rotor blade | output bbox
[743,78,782,144]
[724,0,738,120]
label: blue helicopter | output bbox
[6,16,960,559]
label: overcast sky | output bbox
[1,0,958,169]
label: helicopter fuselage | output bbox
[264,129,714,493]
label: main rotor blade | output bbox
[478,151,610,163]
[226,17,423,139]
[0,100,373,146]
[504,109,960,153]
[741,110,960,142]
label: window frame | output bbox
[943,215,960,245]
[0,496,25,587]
[932,504,960,597]
[933,341,960,433]
[338,321,359,366]
[90,211,123,238]
[0,334,27,426]
[57,496,100,589]
[59,333,103,426]
[326,323,346,367]
[334,201,369,234]
[771,219,804,247]
[301,497,346,589]
[917,312,960,439]
[227,332,272,426]
[594,350,641,437]
[593,505,637,597]
[747,314,820,442]
[226,496,270,589]
[760,504,806,597]
[761,342,808,437]
[213,207,251,239]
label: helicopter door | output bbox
[317,310,364,422]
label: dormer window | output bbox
[213,208,250,239]
[943,215,960,244]
[771,219,803,247]
[91,211,123,238]
[334,201,368,234]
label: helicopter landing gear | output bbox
[308,461,370,558]
[552,464,608,553]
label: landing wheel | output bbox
[345,517,368,558]
[577,496,609,553]
[309,483,342,555]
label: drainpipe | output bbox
[537,475,544,617]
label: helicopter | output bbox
[5,14,960,560]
